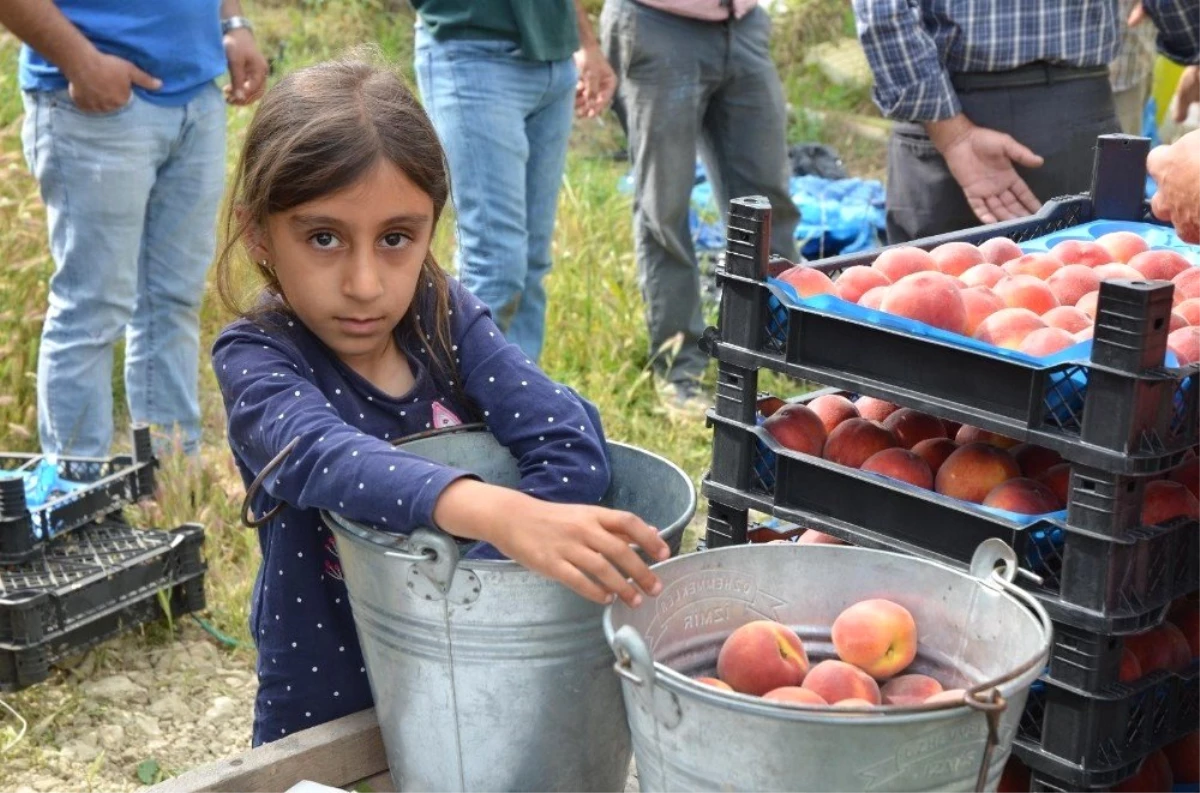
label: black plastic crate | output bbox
[0,426,157,563]
[0,570,205,692]
[1012,662,1198,790]
[0,520,205,645]
[703,136,1199,478]
[702,402,1198,634]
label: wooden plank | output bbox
[148,708,388,793]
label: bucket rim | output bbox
[602,542,1053,721]
[323,438,697,568]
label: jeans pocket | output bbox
[892,124,941,161]
[50,88,137,119]
[436,37,523,64]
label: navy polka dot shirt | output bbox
[212,279,611,746]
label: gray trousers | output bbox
[886,75,1121,243]
[601,0,798,384]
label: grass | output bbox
[0,0,885,779]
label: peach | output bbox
[930,241,985,276]
[954,425,1021,449]
[1076,290,1100,319]
[924,689,967,705]
[1173,266,1200,304]
[854,397,899,423]
[1018,327,1077,357]
[835,265,892,304]
[696,677,734,691]
[978,237,1024,265]
[1052,239,1113,267]
[1177,298,1200,326]
[873,246,937,282]
[797,529,848,545]
[859,286,889,310]
[1119,647,1143,683]
[880,674,944,706]
[936,442,1022,503]
[1168,456,1199,499]
[1141,479,1200,526]
[961,286,1006,336]
[1171,312,1190,333]
[801,659,882,704]
[994,275,1059,315]
[807,394,860,435]
[912,437,959,476]
[832,698,878,709]
[1164,733,1200,786]
[1003,252,1063,280]
[973,307,1047,349]
[1042,306,1094,334]
[982,477,1063,514]
[1168,598,1200,658]
[1010,443,1064,480]
[1093,262,1144,282]
[1037,463,1072,506]
[1167,326,1200,365]
[1129,249,1193,281]
[960,262,1008,289]
[882,408,948,448]
[762,686,828,706]
[779,265,836,299]
[1126,623,1192,674]
[1097,231,1150,263]
[861,448,935,489]
[998,757,1033,793]
[1046,264,1102,308]
[756,395,786,418]
[1112,750,1174,793]
[716,620,810,696]
[763,403,827,457]
[831,598,918,680]
[941,418,962,438]
[823,418,899,469]
[880,272,968,334]
[1074,327,1095,343]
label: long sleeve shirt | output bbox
[212,278,611,744]
[852,0,1199,123]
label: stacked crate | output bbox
[701,136,1199,790]
[0,426,207,691]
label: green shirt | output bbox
[412,0,579,62]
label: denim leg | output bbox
[602,0,711,384]
[700,8,799,262]
[414,33,570,361]
[22,90,163,457]
[126,83,226,456]
[511,58,575,363]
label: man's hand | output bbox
[1148,129,1200,244]
[64,50,161,113]
[223,27,267,105]
[573,44,616,119]
[1172,65,1199,124]
[926,114,1045,224]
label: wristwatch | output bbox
[221,16,254,35]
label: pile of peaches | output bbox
[778,232,1200,365]
[758,392,1200,520]
[694,599,959,709]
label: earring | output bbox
[259,259,269,268]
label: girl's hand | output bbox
[433,479,670,606]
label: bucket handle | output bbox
[611,624,682,728]
[961,538,1055,792]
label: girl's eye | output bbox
[311,231,339,249]
[381,232,409,249]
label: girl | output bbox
[211,53,669,746]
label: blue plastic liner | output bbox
[0,457,82,508]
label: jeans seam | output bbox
[42,94,74,452]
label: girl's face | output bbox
[260,160,435,372]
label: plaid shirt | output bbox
[853,0,1200,122]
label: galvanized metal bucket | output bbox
[604,539,1053,793]
[321,425,696,792]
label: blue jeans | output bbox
[414,28,576,363]
[21,83,226,457]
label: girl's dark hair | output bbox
[216,49,462,403]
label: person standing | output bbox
[853,0,1197,243]
[1,0,267,457]
[600,0,799,414]
[411,0,615,364]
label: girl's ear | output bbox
[236,205,270,262]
